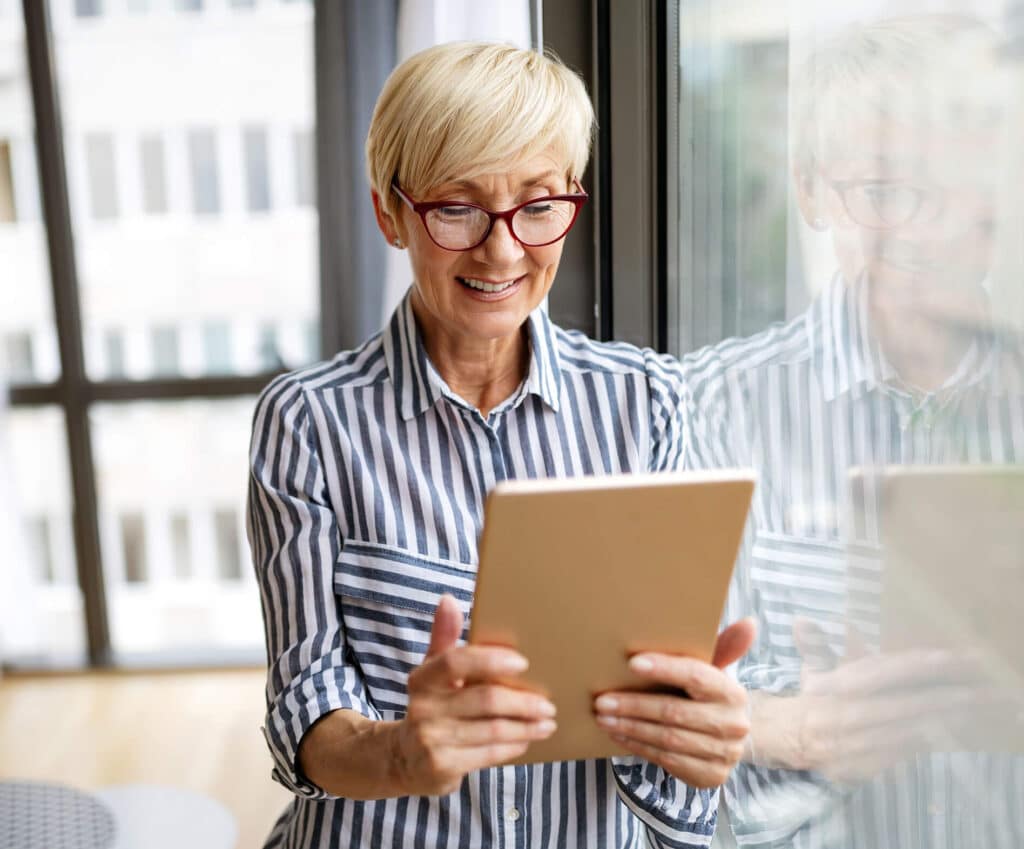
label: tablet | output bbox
[854,465,1024,677]
[467,469,756,765]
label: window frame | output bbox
[10,0,322,670]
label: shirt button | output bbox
[506,807,521,821]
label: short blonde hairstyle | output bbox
[366,41,595,216]
[792,15,1005,173]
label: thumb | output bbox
[712,617,757,669]
[426,594,464,660]
[793,616,839,672]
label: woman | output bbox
[248,41,753,849]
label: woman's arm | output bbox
[250,377,557,799]
[298,596,558,799]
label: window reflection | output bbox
[676,5,1023,848]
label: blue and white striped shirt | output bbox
[247,290,715,849]
[682,273,1024,849]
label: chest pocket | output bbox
[749,530,859,668]
[334,540,477,714]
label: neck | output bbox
[411,293,531,419]
[868,286,984,393]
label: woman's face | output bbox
[388,151,571,349]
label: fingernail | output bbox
[596,714,618,727]
[629,656,654,672]
[537,700,557,717]
[502,655,529,672]
[594,695,618,712]
[536,719,557,734]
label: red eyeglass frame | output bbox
[391,179,589,251]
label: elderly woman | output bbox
[248,42,753,849]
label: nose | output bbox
[474,216,524,265]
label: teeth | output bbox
[461,277,517,293]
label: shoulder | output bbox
[681,311,813,409]
[253,332,390,417]
[551,325,692,394]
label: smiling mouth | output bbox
[457,276,521,293]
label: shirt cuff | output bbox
[263,647,381,799]
[611,755,717,847]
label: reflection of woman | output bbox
[248,42,753,849]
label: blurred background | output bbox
[1,0,1021,846]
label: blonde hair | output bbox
[791,15,1005,173]
[366,41,594,216]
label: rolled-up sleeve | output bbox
[611,758,717,847]
[247,373,380,799]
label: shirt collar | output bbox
[383,290,563,421]
[810,272,998,403]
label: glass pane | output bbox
[0,404,85,664]
[0,5,60,384]
[672,3,1024,848]
[91,399,263,660]
[52,2,317,380]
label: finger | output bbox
[594,692,749,739]
[595,714,745,764]
[712,618,757,669]
[805,650,986,697]
[411,644,529,692]
[606,734,733,789]
[426,594,464,660]
[445,684,556,721]
[627,654,747,706]
[811,684,998,736]
[455,742,532,773]
[793,617,841,671]
[448,717,557,747]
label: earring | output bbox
[392,238,403,248]
[812,216,827,231]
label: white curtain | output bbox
[381,0,533,322]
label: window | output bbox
[293,129,315,208]
[187,129,220,215]
[0,140,16,223]
[214,508,242,581]
[243,126,271,212]
[170,513,191,580]
[256,323,283,370]
[201,321,232,375]
[119,513,146,583]
[139,135,168,215]
[74,0,102,17]
[104,329,125,379]
[4,332,35,383]
[84,133,119,220]
[25,516,55,584]
[151,326,180,376]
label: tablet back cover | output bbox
[468,470,755,765]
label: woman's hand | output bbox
[392,594,558,796]
[593,618,756,788]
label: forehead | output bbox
[819,116,1000,182]
[428,151,569,196]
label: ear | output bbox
[371,189,406,248]
[793,162,828,231]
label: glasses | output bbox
[823,177,946,230]
[391,180,588,251]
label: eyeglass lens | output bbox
[424,199,578,249]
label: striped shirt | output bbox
[246,290,715,849]
[681,273,1024,849]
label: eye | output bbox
[522,202,556,216]
[435,205,475,220]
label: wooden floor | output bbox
[0,668,292,849]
